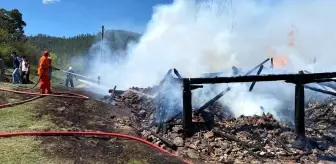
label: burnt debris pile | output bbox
[117,92,336,163]
[114,68,184,131]
[101,60,336,163]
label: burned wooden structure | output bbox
[181,70,336,148]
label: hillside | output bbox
[27,30,141,66]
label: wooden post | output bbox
[101,25,104,62]
[183,79,193,138]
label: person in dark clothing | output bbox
[11,52,21,84]
[66,67,76,87]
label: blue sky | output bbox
[0,0,173,37]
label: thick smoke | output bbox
[85,0,336,121]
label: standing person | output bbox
[66,67,76,88]
[0,54,5,82]
[38,51,52,94]
[11,52,21,84]
[19,56,30,84]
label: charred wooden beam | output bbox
[190,59,271,118]
[311,78,336,83]
[173,68,182,79]
[249,65,264,92]
[166,112,182,123]
[186,71,336,84]
[303,70,336,90]
[295,71,305,141]
[244,58,270,75]
[194,87,231,115]
[303,70,336,86]
[190,84,203,90]
[181,65,336,139]
[150,131,177,150]
[155,87,165,134]
[213,129,265,162]
[107,85,117,103]
[183,79,193,138]
[201,58,270,78]
[304,85,336,97]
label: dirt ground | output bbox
[0,85,185,164]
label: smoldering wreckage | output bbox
[100,58,336,163]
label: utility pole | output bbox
[101,25,104,62]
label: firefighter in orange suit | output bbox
[38,51,52,94]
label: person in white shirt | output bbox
[19,56,30,84]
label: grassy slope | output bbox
[0,83,58,164]
[0,70,77,164]
[0,81,149,164]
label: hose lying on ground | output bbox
[0,89,192,163]
[0,131,193,164]
[0,88,89,99]
[0,87,89,109]
[0,96,42,109]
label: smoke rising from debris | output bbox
[85,0,336,121]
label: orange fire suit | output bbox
[38,54,51,94]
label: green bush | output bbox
[0,42,40,69]
[0,44,14,66]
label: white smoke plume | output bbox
[85,0,336,121]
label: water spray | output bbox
[78,79,110,94]
[60,69,97,81]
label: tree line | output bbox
[0,8,39,67]
[0,7,141,72]
[27,30,140,67]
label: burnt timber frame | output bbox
[181,71,336,139]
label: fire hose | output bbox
[0,95,42,109]
[0,87,89,109]
[0,88,89,99]
[0,131,193,164]
[0,89,192,163]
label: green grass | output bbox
[0,82,170,164]
[5,66,81,89]
[0,100,58,132]
[127,159,148,164]
[0,86,59,164]
[0,137,50,164]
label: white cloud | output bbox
[42,0,60,4]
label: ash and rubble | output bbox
[110,88,336,163]
[100,67,336,163]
